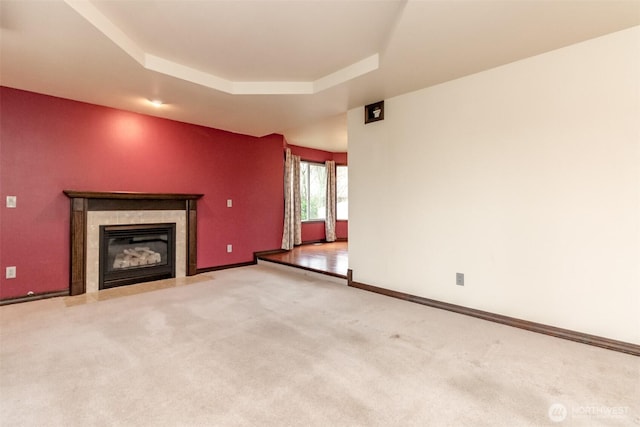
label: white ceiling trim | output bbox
[314,54,379,94]
[64,0,379,95]
[64,0,146,64]
[144,54,235,94]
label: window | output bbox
[336,165,348,220]
[300,162,326,221]
[299,162,348,222]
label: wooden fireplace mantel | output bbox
[63,191,203,295]
[63,191,204,200]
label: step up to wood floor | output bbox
[257,259,347,285]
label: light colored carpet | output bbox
[1,265,638,426]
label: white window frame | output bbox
[300,161,327,222]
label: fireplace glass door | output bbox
[99,223,176,289]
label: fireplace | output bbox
[64,191,203,295]
[100,223,176,289]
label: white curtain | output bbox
[281,149,301,250]
[325,160,336,242]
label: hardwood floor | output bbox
[257,241,348,279]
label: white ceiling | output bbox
[1,0,638,152]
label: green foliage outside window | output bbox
[300,162,326,221]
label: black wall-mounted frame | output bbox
[365,100,384,124]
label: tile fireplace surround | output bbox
[63,191,203,296]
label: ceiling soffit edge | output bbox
[63,0,379,95]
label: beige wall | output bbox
[348,26,640,344]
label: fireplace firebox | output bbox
[99,223,176,290]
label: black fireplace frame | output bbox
[99,223,176,290]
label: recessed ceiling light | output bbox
[149,99,163,107]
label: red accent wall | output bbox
[287,144,348,242]
[0,87,284,300]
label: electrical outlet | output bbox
[456,273,464,286]
[6,196,17,208]
[227,244,232,253]
[6,266,16,279]
[227,199,232,208]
